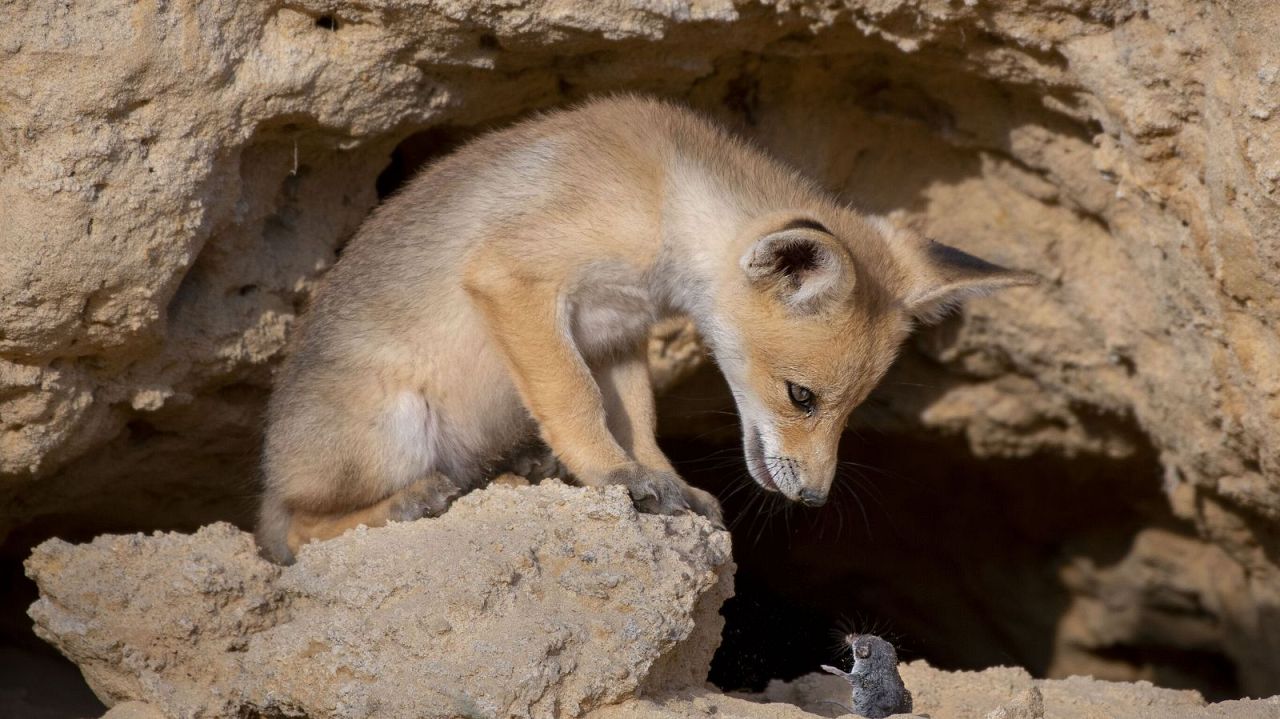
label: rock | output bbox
[984,687,1044,719]
[755,663,1280,719]
[25,485,1280,719]
[100,701,168,719]
[25,483,735,718]
[588,687,894,719]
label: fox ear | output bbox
[897,238,1038,323]
[740,227,852,312]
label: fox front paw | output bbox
[604,464,690,516]
[681,484,725,529]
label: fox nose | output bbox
[798,488,827,507]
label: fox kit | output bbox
[257,96,1034,562]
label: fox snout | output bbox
[772,456,831,506]
[778,462,832,507]
[765,457,832,506]
[798,487,827,507]
[742,420,836,506]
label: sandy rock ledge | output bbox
[25,481,1280,719]
[25,482,734,718]
[754,665,1280,719]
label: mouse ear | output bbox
[820,664,853,680]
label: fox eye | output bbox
[787,382,815,414]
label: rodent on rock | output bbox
[820,633,913,719]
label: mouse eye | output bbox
[787,382,815,414]
[856,644,871,659]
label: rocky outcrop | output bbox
[25,483,734,718]
[5,0,1280,700]
[26,481,1280,719]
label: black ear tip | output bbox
[925,241,1002,272]
[926,241,1039,287]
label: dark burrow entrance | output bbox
[655,361,1241,700]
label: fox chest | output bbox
[565,272,658,360]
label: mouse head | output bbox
[848,633,899,672]
[821,632,902,683]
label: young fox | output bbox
[257,96,1035,562]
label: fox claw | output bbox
[682,484,725,529]
[628,483,658,503]
[603,465,724,525]
[605,465,688,515]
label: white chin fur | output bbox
[742,420,781,493]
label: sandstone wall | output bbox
[3,0,1278,698]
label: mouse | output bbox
[820,633,913,718]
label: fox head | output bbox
[709,210,1036,506]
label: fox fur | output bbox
[257,95,1035,563]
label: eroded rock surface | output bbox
[25,483,734,718]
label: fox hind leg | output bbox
[498,437,571,483]
[274,472,461,562]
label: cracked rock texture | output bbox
[4,0,1280,699]
[24,483,735,718]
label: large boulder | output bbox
[25,483,734,718]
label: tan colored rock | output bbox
[23,480,1280,718]
[984,687,1044,719]
[756,664,1280,719]
[1051,528,1255,688]
[589,687,911,719]
[100,701,168,719]
[26,483,734,718]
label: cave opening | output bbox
[654,359,1241,701]
[374,126,475,201]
